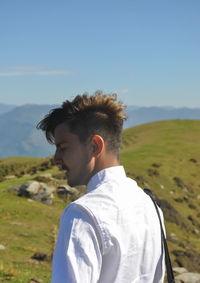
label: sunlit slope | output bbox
[0,119,200,282]
[0,157,62,282]
[120,120,200,271]
[0,156,51,180]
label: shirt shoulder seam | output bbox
[70,202,108,254]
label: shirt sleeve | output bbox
[51,203,102,283]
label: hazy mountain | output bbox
[0,104,58,158]
[0,103,199,157]
[124,106,200,128]
[0,103,16,115]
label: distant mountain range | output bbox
[0,103,200,158]
[0,104,57,158]
[0,103,16,115]
[124,106,200,128]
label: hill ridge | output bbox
[0,102,199,157]
[0,119,200,281]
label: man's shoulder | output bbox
[75,175,144,205]
[72,175,148,222]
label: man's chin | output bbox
[67,178,83,188]
[67,178,77,188]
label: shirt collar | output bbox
[87,166,126,193]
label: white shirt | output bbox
[51,166,165,283]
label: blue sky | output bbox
[0,0,199,107]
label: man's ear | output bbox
[91,135,104,157]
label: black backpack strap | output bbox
[144,189,175,283]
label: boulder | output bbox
[33,173,53,183]
[135,176,150,188]
[157,199,188,229]
[18,181,41,196]
[148,168,159,177]
[7,185,21,193]
[175,272,200,283]
[57,185,78,198]
[31,252,50,262]
[173,267,188,274]
[29,278,43,283]
[39,173,52,178]
[173,177,194,194]
[8,181,55,204]
[0,244,6,250]
[30,184,55,205]
[4,175,15,180]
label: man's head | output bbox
[37,91,127,186]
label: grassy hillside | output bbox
[121,120,200,271]
[0,158,64,282]
[0,157,53,180]
[0,103,199,158]
[0,119,200,282]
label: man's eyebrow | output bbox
[55,142,68,148]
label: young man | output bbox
[37,91,165,283]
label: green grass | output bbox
[0,119,200,281]
[120,120,200,271]
[0,166,67,282]
[0,156,53,181]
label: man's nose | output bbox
[53,150,63,166]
